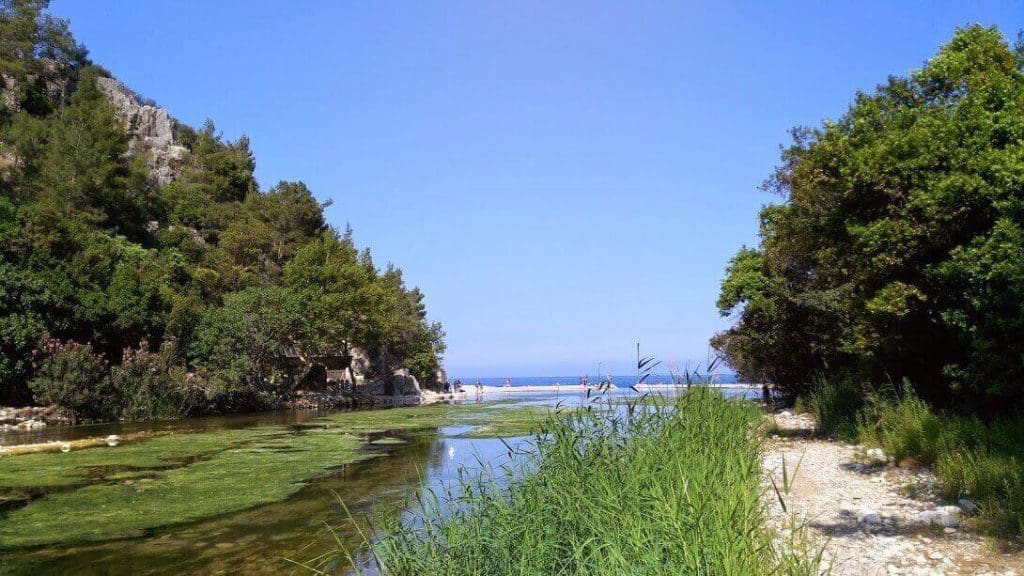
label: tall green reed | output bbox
[321,388,822,576]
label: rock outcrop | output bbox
[95,76,187,186]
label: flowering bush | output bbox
[29,339,114,422]
[109,342,204,419]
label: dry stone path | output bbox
[764,412,1023,576]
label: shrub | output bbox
[28,338,114,422]
[189,286,314,410]
[803,375,864,441]
[857,383,951,464]
[109,342,204,420]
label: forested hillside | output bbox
[714,26,1024,415]
[0,0,444,420]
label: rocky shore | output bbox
[0,405,70,433]
[765,411,1022,575]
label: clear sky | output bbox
[50,1,1021,377]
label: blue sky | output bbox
[51,1,1021,377]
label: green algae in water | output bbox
[457,406,553,438]
[0,429,366,548]
[0,401,546,549]
[0,428,285,490]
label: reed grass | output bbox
[330,388,822,576]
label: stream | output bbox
[0,387,755,575]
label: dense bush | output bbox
[109,343,203,420]
[715,26,1024,414]
[28,339,113,422]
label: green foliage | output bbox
[27,339,113,421]
[0,2,445,419]
[344,389,821,576]
[802,376,865,442]
[189,286,317,410]
[715,26,1024,412]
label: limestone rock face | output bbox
[0,73,22,112]
[95,76,187,185]
[363,369,422,397]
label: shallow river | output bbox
[0,387,754,575]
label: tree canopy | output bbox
[0,1,444,418]
[714,26,1024,414]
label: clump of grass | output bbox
[801,376,864,442]
[856,382,953,465]
[811,379,1024,539]
[332,388,822,575]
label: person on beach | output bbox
[503,377,511,389]
[475,380,483,394]
[762,383,773,409]
[455,379,464,393]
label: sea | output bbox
[450,374,740,387]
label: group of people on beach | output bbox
[444,379,490,394]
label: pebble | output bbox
[866,447,887,462]
[861,512,884,525]
[764,414,1023,575]
[918,506,960,528]
[957,498,979,513]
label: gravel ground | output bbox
[764,412,1023,576]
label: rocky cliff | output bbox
[94,77,187,186]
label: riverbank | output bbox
[0,406,70,433]
[765,411,1023,575]
[328,389,822,575]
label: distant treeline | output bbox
[0,1,444,420]
[714,26,1024,416]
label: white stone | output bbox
[95,76,187,186]
[866,447,887,462]
[918,506,960,528]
